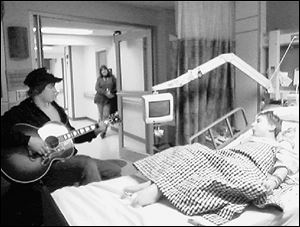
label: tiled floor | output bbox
[70,119,139,176]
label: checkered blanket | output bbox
[134,142,286,225]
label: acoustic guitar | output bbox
[1,113,121,184]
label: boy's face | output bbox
[251,114,275,137]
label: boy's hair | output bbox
[258,111,282,137]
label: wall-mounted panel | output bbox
[235,31,259,123]
[7,26,29,59]
[234,1,263,128]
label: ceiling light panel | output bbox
[41,27,94,35]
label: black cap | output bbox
[24,68,62,88]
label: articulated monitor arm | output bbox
[152,53,274,93]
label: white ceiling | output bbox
[41,1,175,37]
[42,17,143,37]
[109,1,175,10]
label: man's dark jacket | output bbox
[1,97,96,151]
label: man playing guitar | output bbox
[1,68,122,189]
[1,68,125,225]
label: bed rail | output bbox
[189,107,250,150]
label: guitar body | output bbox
[1,122,75,184]
[1,113,121,184]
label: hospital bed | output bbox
[44,105,299,226]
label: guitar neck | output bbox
[58,119,114,142]
[58,123,98,142]
[57,115,119,142]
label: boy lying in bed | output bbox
[121,111,298,224]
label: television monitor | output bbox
[142,93,174,124]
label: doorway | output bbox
[30,13,154,157]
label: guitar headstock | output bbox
[105,112,122,126]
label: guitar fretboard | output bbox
[56,113,120,142]
[58,124,98,142]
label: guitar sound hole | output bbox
[45,136,59,148]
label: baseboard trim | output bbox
[123,131,145,144]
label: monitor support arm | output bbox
[152,53,273,93]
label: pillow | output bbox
[277,126,297,149]
[260,106,299,149]
[263,106,299,122]
[277,122,299,176]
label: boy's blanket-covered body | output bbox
[134,141,294,225]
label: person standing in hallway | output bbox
[94,65,117,138]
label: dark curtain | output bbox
[168,38,235,145]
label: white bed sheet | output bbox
[51,174,299,226]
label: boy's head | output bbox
[252,111,282,138]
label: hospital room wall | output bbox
[234,1,265,127]
[1,1,175,115]
[234,1,299,127]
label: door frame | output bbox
[31,15,77,119]
[114,29,154,160]
[29,11,154,118]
